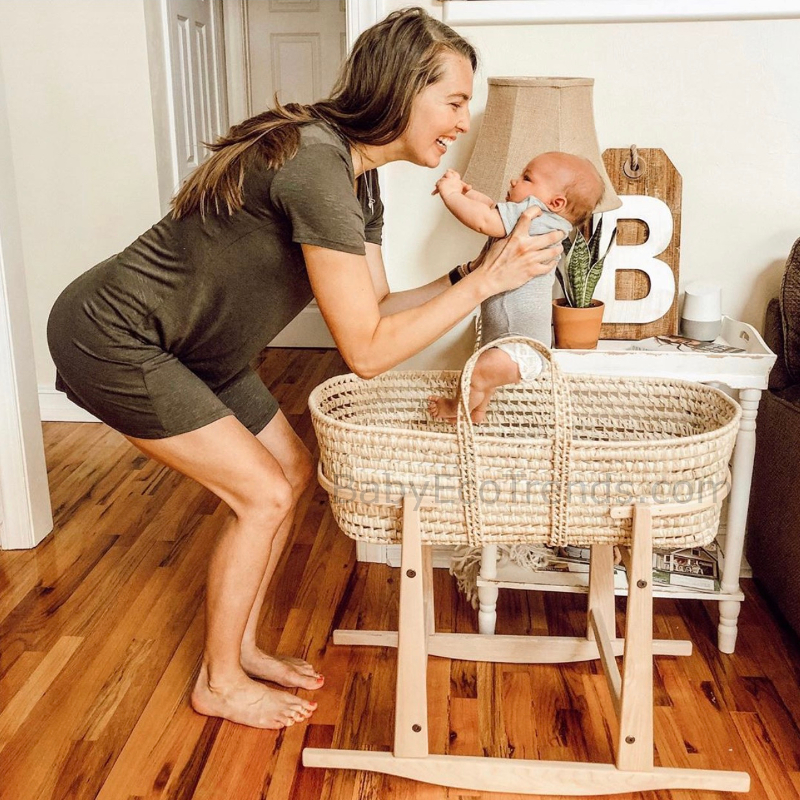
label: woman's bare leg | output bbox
[125,415,316,729]
[236,411,324,690]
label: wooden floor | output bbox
[1,347,799,800]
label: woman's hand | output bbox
[470,206,565,298]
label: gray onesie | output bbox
[479,196,571,379]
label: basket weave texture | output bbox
[309,338,741,549]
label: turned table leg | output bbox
[718,387,761,654]
[478,544,499,635]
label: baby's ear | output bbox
[550,195,567,212]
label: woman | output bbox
[47,8,563,729]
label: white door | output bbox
[248,0,346,110]
[167,0,229,185]
[248,0,346,348]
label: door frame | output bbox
[0,49,53,550]
[144,0,229,215]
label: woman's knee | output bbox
[283,444,315,497]
[233,475,295,527]
[254,413,314,496]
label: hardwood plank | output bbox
[0,650,44,709]
[477,662,510,758]
[290,725,335,800]
[0,549,38,627]
[528,663,589,764]
[730,711,800,800]
[427,657,451,757]
[0,635,82,748]
[448,697,480,758]
[501,671,535,761]
[94,613,208,799]
[78,638,157,742]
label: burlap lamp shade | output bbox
[464,77,622,214]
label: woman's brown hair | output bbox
[172,7,477,218]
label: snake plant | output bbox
[555,217,617,308]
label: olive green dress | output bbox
[47,122,383,439]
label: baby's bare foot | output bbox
[241,649,324,690]
[191,665,316,729]
[428,395,459,422]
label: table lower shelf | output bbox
[476,575,745,603]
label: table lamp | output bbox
[463,77,621,214]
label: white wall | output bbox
[0,0,162,390]
[382,0,800,368]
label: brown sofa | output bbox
[746,237,800,638]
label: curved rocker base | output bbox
[302,750,750,795]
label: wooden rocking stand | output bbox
[303,482,751,796]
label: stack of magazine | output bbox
[627,335,744,355]
[549,542,721,593]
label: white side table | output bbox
[477,317,775,654]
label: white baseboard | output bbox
[386,544,456,569]
[356,541,455,568]
[267,303,335,349]
[356,541,387,564]
[38,386,100,423]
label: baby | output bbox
[428,151,604,423]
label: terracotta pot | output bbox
[552,299,605,349]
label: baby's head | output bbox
[506,152,605,226]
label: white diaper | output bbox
[494,342,544,383]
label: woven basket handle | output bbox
[456,336,574,547]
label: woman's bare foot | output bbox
[191,664,317,729]
[240,648,324,690]
[428,395,459,422]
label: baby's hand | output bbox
[432,169,471,198]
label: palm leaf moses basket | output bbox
[309,337,741,550]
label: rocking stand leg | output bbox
[394,495,429,758]
[588,544,622,718]
[588,544,616,642]
[617,505,654,771]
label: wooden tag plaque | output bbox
[598,148,682,340]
